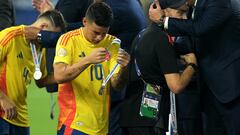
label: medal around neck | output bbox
[34,68,42,80]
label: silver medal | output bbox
[30,42,43,80]
[34,69,42,80]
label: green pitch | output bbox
[27,82,59,135]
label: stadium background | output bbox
[15,0,59,135]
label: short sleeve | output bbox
[54,34,73,65]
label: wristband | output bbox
[187,63,198,71]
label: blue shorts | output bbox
[0,118,29,135]
[57,125,88,135]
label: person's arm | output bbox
[24,26,62,48]
[149,0,232,37]
[167,0,231,37]
[0,90,17,120]
[55,0,90,23]
[0,0,14,30]
[111,49,130,90]
[35,72,56,88]
[32,0,54,14]
[39,22,82,48]
[0,32,16,120]
[54,59,90,84]
[156,33,197,94]
[54,47,107,83]
[40,30,62,48]
[164,53,197,94]
[24,23,82,48]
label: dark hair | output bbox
[38,10,67,32]
[85,2,113,27]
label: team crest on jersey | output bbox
[57,48,67,57]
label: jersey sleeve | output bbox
[0,44,9,65]
[0,34,11,70]
[54,34,73,65]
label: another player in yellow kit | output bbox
[0,10,66,135]
[54,2,130,135]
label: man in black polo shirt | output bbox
[120,0,197,134]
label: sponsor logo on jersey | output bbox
[17,52,23,59]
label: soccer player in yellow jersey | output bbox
[54,2,130,135]
[0,10,66,135]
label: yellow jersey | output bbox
[0,25,47,127]
[54,27,120,135]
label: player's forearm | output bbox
[178,65,195,92]
[54,58,91,83]
[35,72,56,88]
[166,65,195,94]
[111,67,128,91]
[0,90,10,103]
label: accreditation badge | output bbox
[139,84,162,119]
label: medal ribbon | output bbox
[170,91,178,134]
[30,42,43,72]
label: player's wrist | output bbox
[186,62,198,72]
[81,57,91,66]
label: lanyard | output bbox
[192,0,198,19]
[30,42,43,80]
[169,91,178,134]
[98,39,121,95]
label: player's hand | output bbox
[180,53,197,65]
[117,49,130,69]
[0,95,17,120]
[24,26,41,41]
[86,47,107,64]
[32,0,54,13]
[149,0,165,23]
[164,8,188,19]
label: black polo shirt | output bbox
[135,23,179,86]
[120,23,179,128]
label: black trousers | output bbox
[176,80,203,135]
